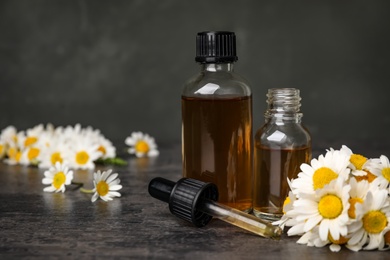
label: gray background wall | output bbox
[1,0,390,149]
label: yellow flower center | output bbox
[8,147,16,158]
[75,151,89,165]
[0,144,4,155]
[283,196,291,214]
[385,231,390,245]
[354,170,377,183]
[24,136,38,147]
[318,194,343,219]
[348,197,364,219]
[135,140,150,153]
[98,145,106,155]
[8,147,22,162]
[53,171,66,190]
[50,152,63,165]
[350,154,367,170]
[312,167,338,190]
[27,147,40,161]
[382,167,390,182]
[328,234,349,245]
[362,210,388,234]
[96,181,109,196]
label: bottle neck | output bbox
[265,88,302,123]
[201,63,234,72]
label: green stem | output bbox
[80,187,94,194]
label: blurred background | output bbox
[1,0,389,152]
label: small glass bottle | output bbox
[182,31,253,212]
[253,88,311,221]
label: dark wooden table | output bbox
[1,142,389,259]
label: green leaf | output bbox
[95,157,127,166]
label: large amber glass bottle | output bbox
[253,88,311,221]
[182,31,253,212]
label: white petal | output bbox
[297,232,311,244]
[44,171,53,178]
[43,186,56,192]
[91,192,99,202]
[364,233,381,250]
[346,243,362,252]
[42,178,53,184]
[304,214,322,232]
[319,219,330,241]
[109,184,122,191]
[93,171,99,181]
[108,191,121,197]
[287,222,305,236]
[300,163,314,175]
[109,179,121,186]
[101,195,112,201]
[125,137,136,146]
[101,170,112,181]
[311,158,321,169]
[329,221,340,241]
[329,244,341,252]
[148,149,159,157]
[380,155,390,166]
[106,173,118,184]
[348,228,364,245]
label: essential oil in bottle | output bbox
[181,31,253,212]
[253,88,311,221]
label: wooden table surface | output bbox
[1,141,389,259]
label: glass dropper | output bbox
[148,177,282,239]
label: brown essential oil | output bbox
[182,96,252,212]
[253,145,311,219]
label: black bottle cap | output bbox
[148,177,219,227]
[195,31,238,64]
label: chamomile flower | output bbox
[367,155,390,192]
[4,145,22,165]
[347,178,371,219]
[38,140,68,169]
[289,178,351,241]
[347,189,390,251]
[341,145,370,177]
[20,145,42,165]
[19,124,44,148]
[66,139,102,170]
[42,162,74,193]
[95,137,116,159]
[125,131,159,158]
[291,148,351,195]
[91,169,122,202]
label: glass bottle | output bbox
[253,88,311,221]
[182,31,253,212]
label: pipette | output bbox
[148,177,282,239]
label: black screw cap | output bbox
[148,177,219,227]
[195,31,238,64]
